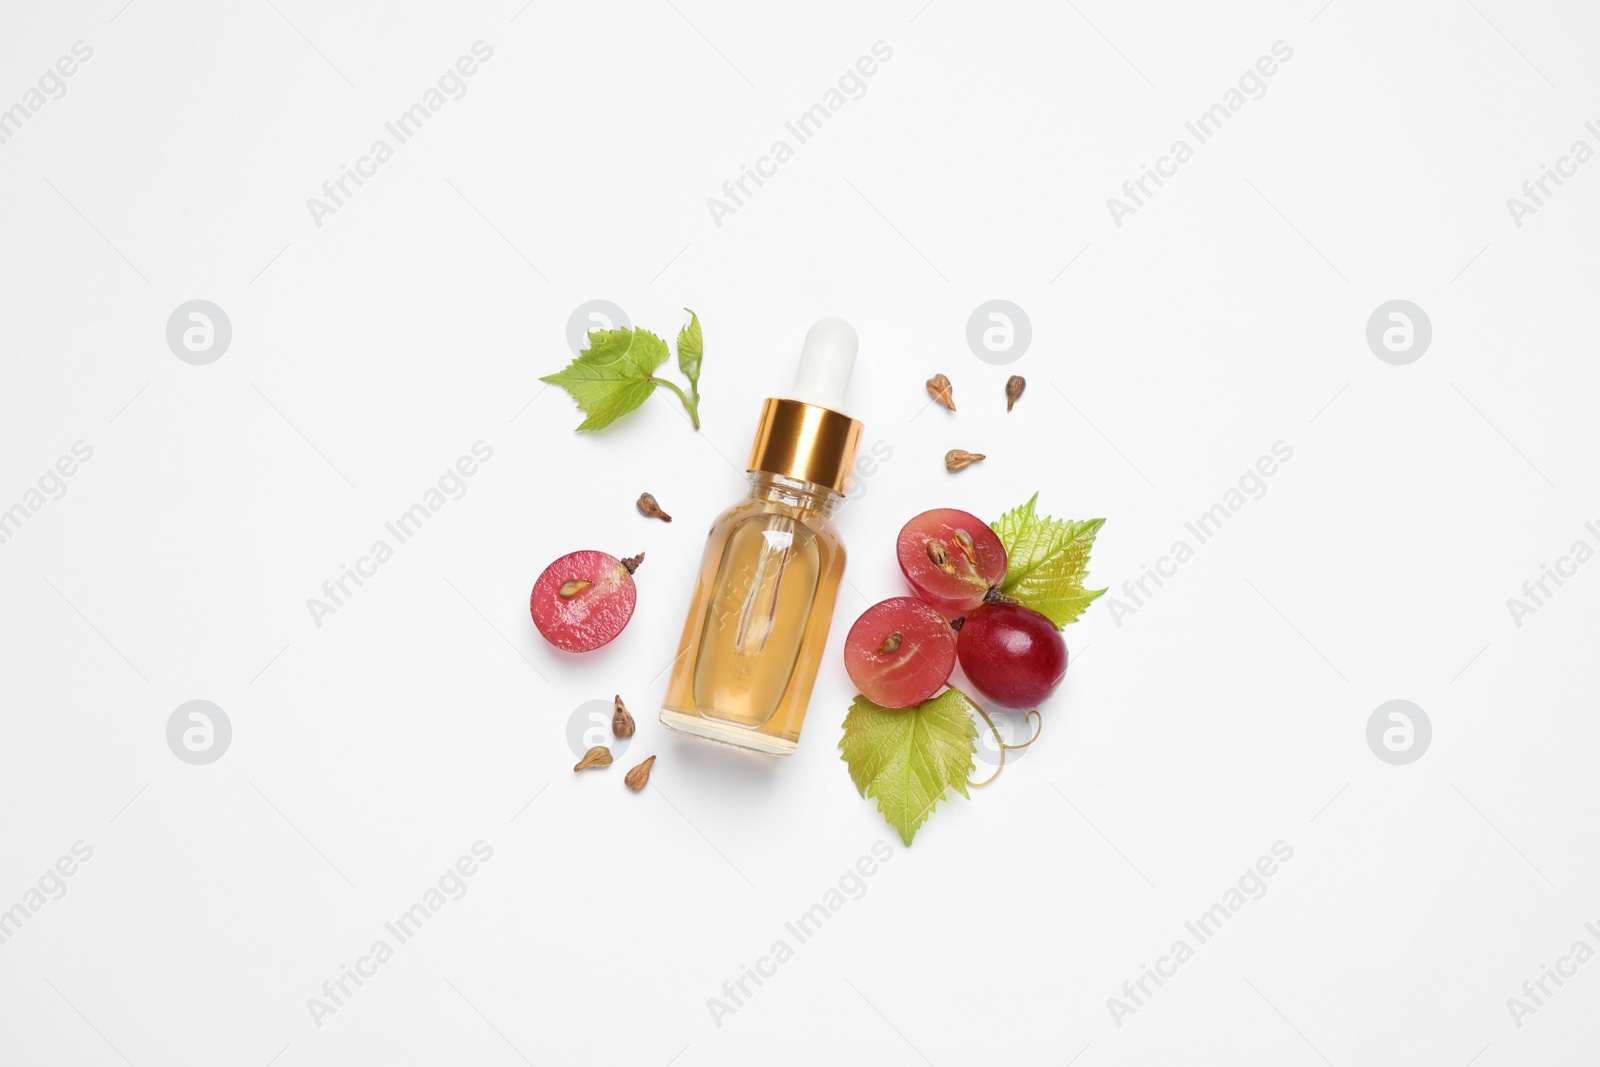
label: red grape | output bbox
[843,596,958,708]
[530,550,642,652]
[895,508,1007,615]
[956,603,1067,709]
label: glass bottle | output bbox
[660,320,864,755]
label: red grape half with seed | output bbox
[843,597,958,708]
[957,602,1067,709]
[896,509,1008,616]
[530,550,644,652]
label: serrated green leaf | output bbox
[676,309,702,404]
[839,689,977,846]
[540,327,670,431]
[990,493,1107,628]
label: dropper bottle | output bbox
[660,319,864,755]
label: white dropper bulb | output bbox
[787,317,858,413]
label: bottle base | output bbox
[659,709,798,756]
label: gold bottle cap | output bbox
[747,397,863,495]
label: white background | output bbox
[2,0,1597,1064]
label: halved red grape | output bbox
[530,550,643,652]
[843,596,958,708]
[957,602,1067,709]
[896,508,1008,615]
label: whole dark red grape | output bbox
[956,602,1067,709]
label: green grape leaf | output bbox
[676,308,702,405]
[540,327,671,431]
[990,492,1107,628]
[839,689,978,846]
